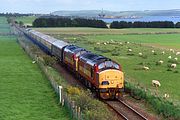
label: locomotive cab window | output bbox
[98,61,120,70]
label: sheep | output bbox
[32,61,36,64]
[128,49,132,52]
[106,41,110,44]
[171,64,177,68]
[143,66,149,70]
[164,93,170,99]
[125,41,130,44]
[119,42,123,45]
[73,38,77,40]
[168,56,172,59]
[96,42,100,45]
[162,51,165,55]
[110,39,114,42]
[138,52,143,56]
[176,52,180,55]
[174,57,178,61]
[103,42,107,45]
[152,80,161,87]
[152,50,155,53]
[170,49,174,53]
[158,60,164,64]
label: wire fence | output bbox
[14,27,84,120]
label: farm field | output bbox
[0,17,70,120]
[36,27,180,106]
[15,16,36,26]
[34,27,180,35]
[0,17,10,33]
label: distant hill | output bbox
[52,9,180,18]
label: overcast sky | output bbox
[1,0,180,13]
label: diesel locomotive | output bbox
[17,27,124,99]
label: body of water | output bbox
[100,16,180,23]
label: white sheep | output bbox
[125,41,130,44]
[152,50,155,53]
[119,42,123,45]
[170,49,174,53]
[106,41,110,44]
[138,52,143,56]
[174,57,178,61]
[176,52,180,55]
[171,64,177,68]
[32,61,36,64]
[162,51,165,55]
[158,60,164,64]
[96,42,100,45]
[73,38,77,40]
[128,49,132,52]
[168,56,172,59]
[164,93,170,98]
[152,80,161,87]
[103,42,107,45]
[143,66,149,70]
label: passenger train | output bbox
[15,26,124,99]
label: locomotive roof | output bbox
[80,52,110,66]
[65,45,86,53]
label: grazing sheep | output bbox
[176,52,180,55]
[96,42,100,45]
[119,42,123,45]
[152,80,161,87]
[143,66,149,70]
[32,61,36,64]
[158,60,164,64]
[106,41,110,44]
[171,64,177,68]
[174,57,178,61]
[168,56,172,59]
[103,42,107,45]
[164,93,170,98]
[152,50,155,53]
[170,49,174,53]
[110,39,114,42]
[138,52,143,56]
[128,49,132,52]
[162,51,165,55]
[125,41,130,44]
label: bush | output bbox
[43,55,57,66]
[67,87,112,120]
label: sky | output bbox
[0,0,180,14]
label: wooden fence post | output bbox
[59,86,63,104]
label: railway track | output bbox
[104,99,148,120]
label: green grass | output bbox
[87,34,180,49]
[0,17,70,120]
[16,16,36,26]
[0,17,10,33]
[34,27,180,35]
[36,27,180,106]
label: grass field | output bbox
[15,16,36,26]
[34,27,180,35]
[0,17,10,33]
[0,17,70,120]
[36,27,180,106]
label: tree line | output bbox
[110,21,180,28]
[33,17,107,28]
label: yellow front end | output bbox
[98,69,124,99]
